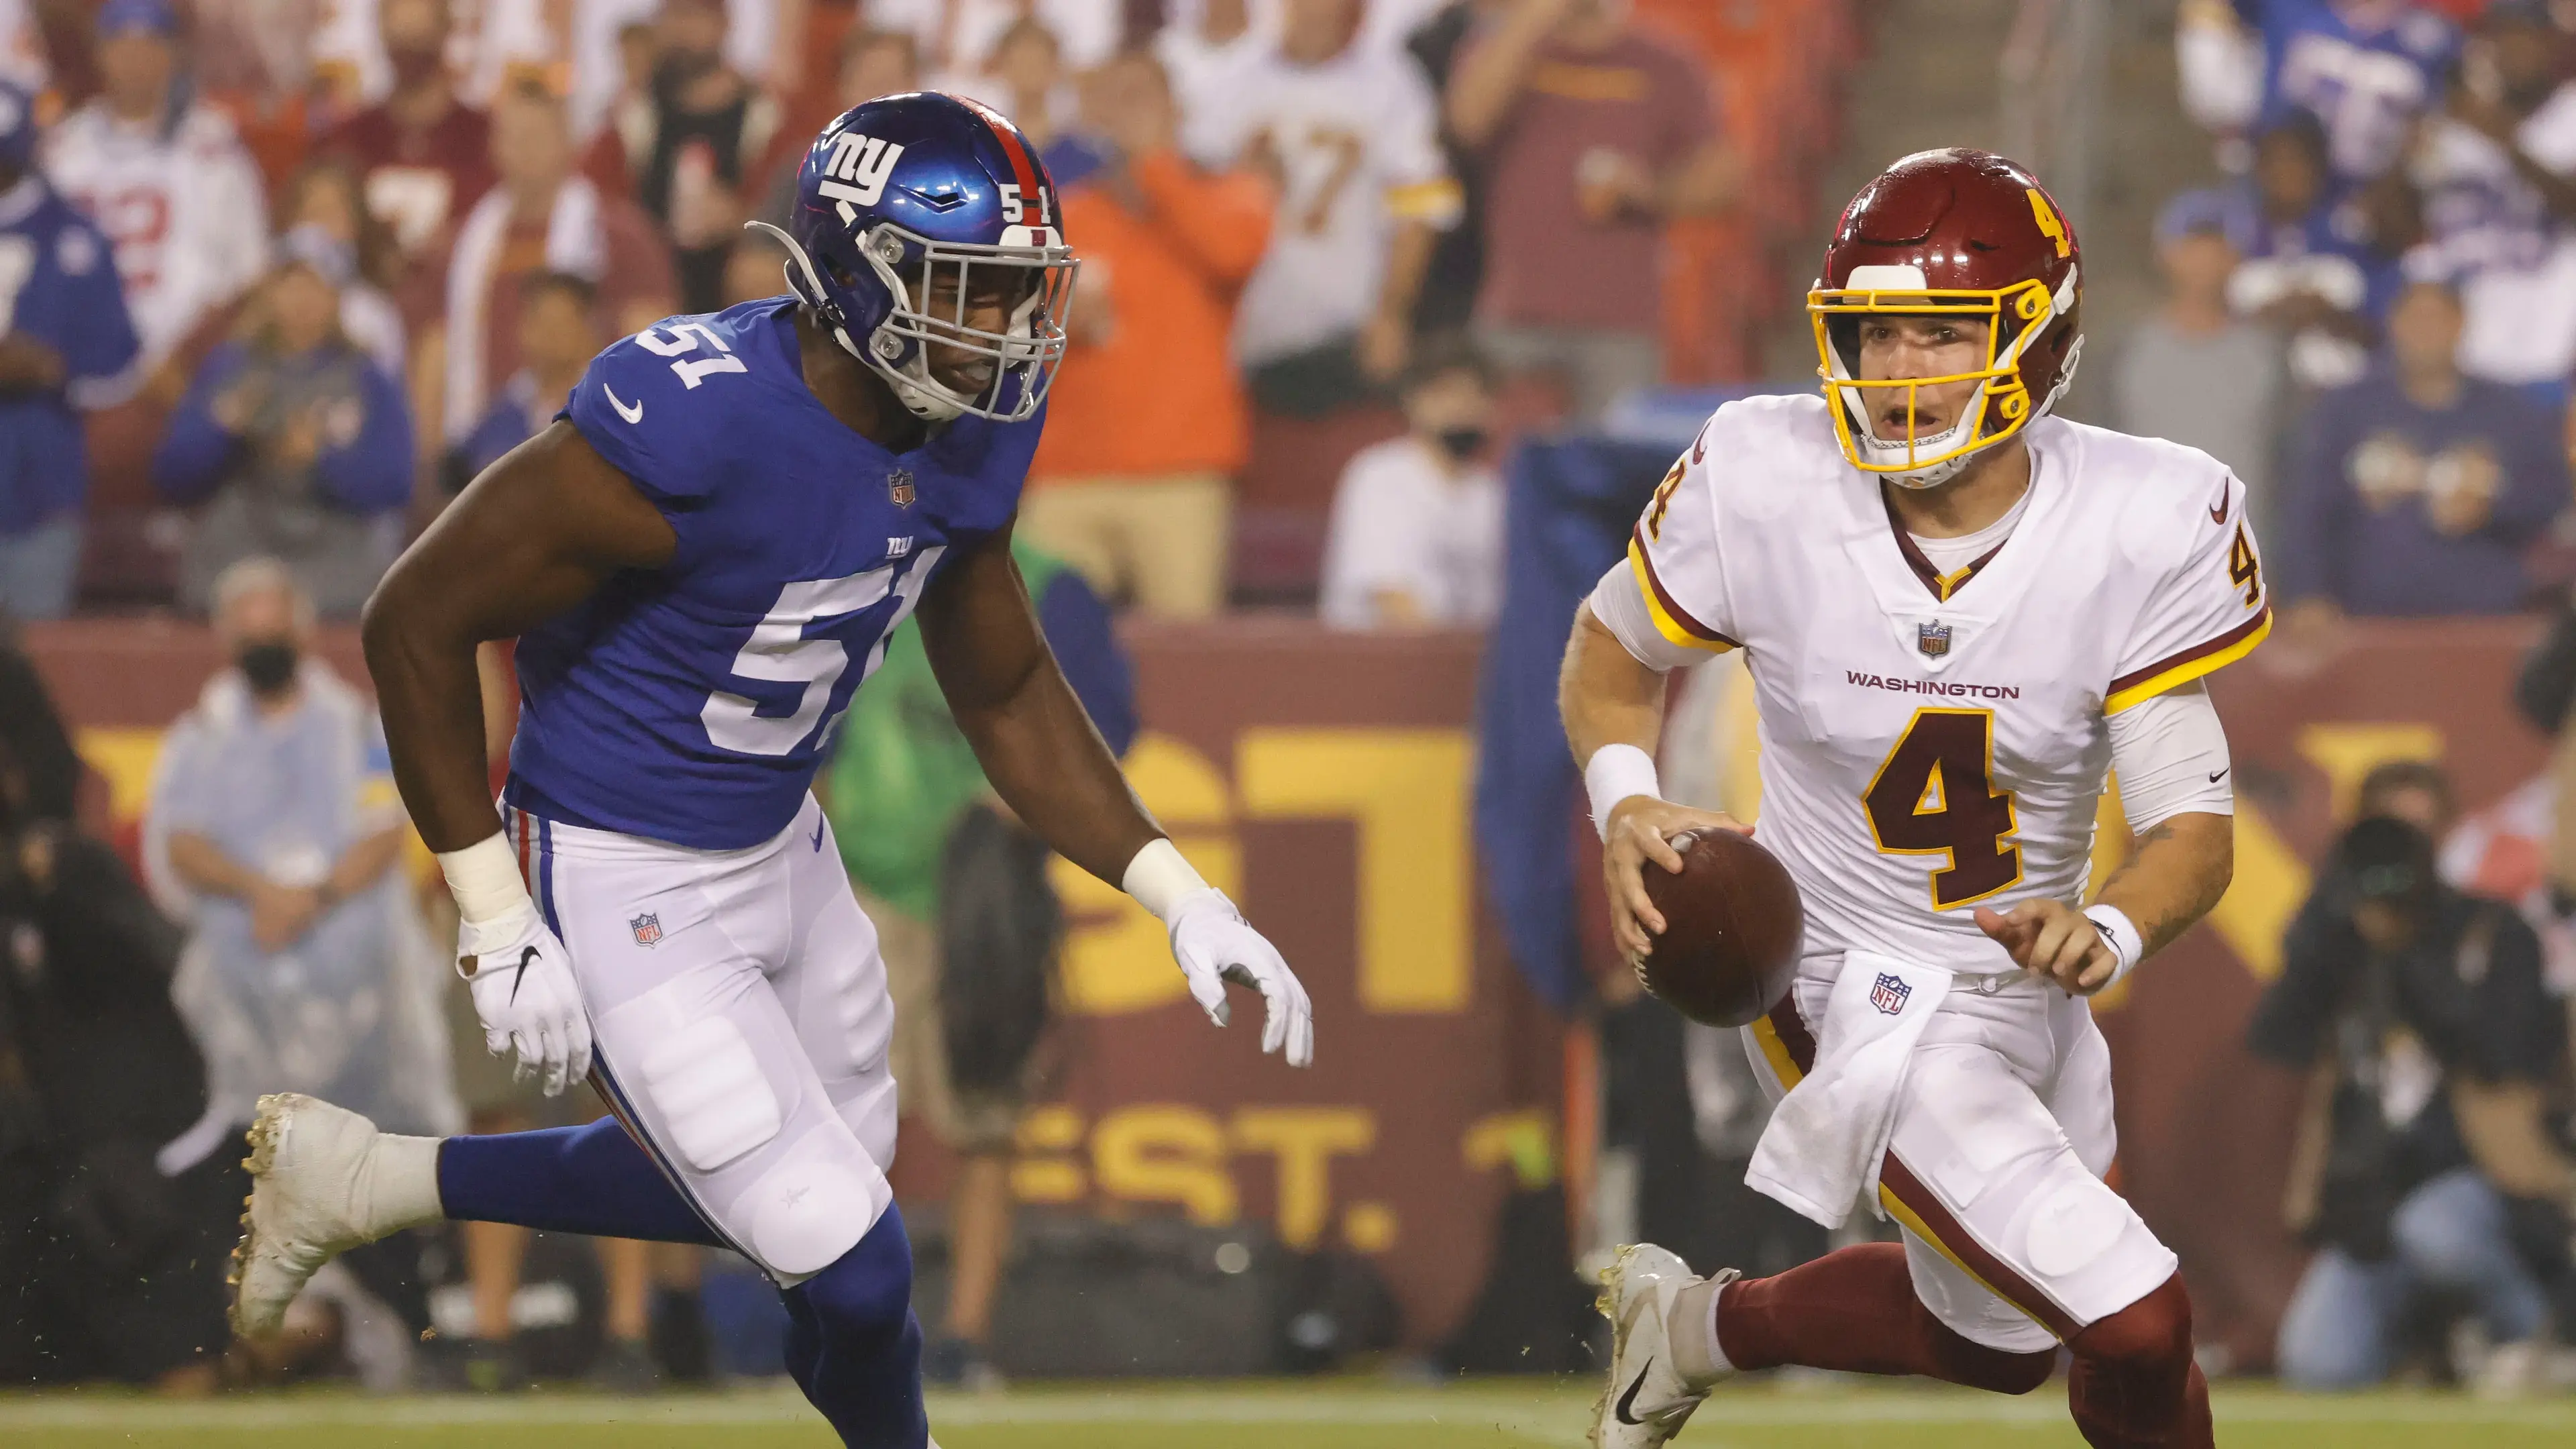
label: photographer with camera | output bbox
[2253,810,2571,1393]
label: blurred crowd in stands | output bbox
[0,0,1762,633]
[2150,0,2576,637]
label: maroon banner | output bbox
[24,615,2551,1361]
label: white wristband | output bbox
[1584,743,1662,840]
[437,831,534,928]
[2083,903,2145,987]
[1122,837,1212,922]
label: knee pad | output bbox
[2072,1273,2194,1371]
[797,1204,915,1334]
[741,1122,894,1280]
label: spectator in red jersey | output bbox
[408,82,675,498]
[586,0,787,313]
[316,0,499,278]
[1446,0,1736,421]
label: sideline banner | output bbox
[26,616,2550,1361]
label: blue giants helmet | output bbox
[749,92,1077,424]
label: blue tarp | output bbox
[1471,386,1778,1012]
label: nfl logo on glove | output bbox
[1870,971,1912,1015]
[630,913,663,947]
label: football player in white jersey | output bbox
[1562,150,2262,1448]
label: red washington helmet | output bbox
[1809,148,2083,487]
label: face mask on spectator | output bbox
[235,640,300,698]
[1436,426,1489,463]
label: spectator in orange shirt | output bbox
[1022,50,1275,619]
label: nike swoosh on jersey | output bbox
[2208,768,2230,784]
[2208,490,2230,525]
[606,385,645,424]
[1614,1358,1657,1425]
[812,817,826,851]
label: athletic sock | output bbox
[360,1133,447,1234]
[1715,1242,2056,1395]
[782,1205,927,1448]
[436,1118,722,1246]
[1667,1277,1733,1387]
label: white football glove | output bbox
[1166,887,1315,1067]
[457,904,593,1097]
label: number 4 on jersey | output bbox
[1864,708,2022,909]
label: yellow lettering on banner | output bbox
[1010,1105,1088,1203]
[2296,723,2445,822]
[76,727,164,822]
[1091,1106,1238,1225]
[1232,1107,1375,1249]
[1056,734,1238,1016]
[1237,729,1474,1012]
[1342,1201,1399,1253]
[1460,1109,1557,1188]
[2206,798,2308,982]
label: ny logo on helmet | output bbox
[822,133,906,215]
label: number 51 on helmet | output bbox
[748,91,1079,425]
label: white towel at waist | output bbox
[1745,950,1953,1230]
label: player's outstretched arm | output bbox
[919,524,1313,1066]
[1560,602,1741,963]
[360,421,677,1094]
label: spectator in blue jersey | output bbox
[0,80,141,621]
[2228,115,2406,390]
[2275,276,2568,631]
[445,270,600,492]
[2409,0,2576,394]
[2243,0,2461,186]
[154,229,417,621]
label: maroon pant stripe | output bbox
[1764,985,2081,1340]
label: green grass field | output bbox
[2,1379,2569,1448]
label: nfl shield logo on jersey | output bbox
[888,469,916,508]
[1917,621,1952,658]
[1870,971,1912,1016]
[630,913,663,947]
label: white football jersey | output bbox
[1621,394,2271,973]
[45,103,270,369]
[1197,44,1460,366]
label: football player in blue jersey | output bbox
[226,93,1313,1446]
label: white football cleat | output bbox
[229,1093,442,1338]
[1591,1242,1736,1448]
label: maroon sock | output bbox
[2065,1275,2211,1449]
[1715,1243,2055,1395]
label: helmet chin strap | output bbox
[743,219,970,424]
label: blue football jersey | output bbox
[507,298,1041,850]
[2251,0,2457,182]
[0,180,139,533]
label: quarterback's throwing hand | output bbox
[458,905,594,1095]
[1166,888,1316,1067]
[1603,796,1748,963]
[1975,899,2118,996]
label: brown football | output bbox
[1636,828,1803,1027]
